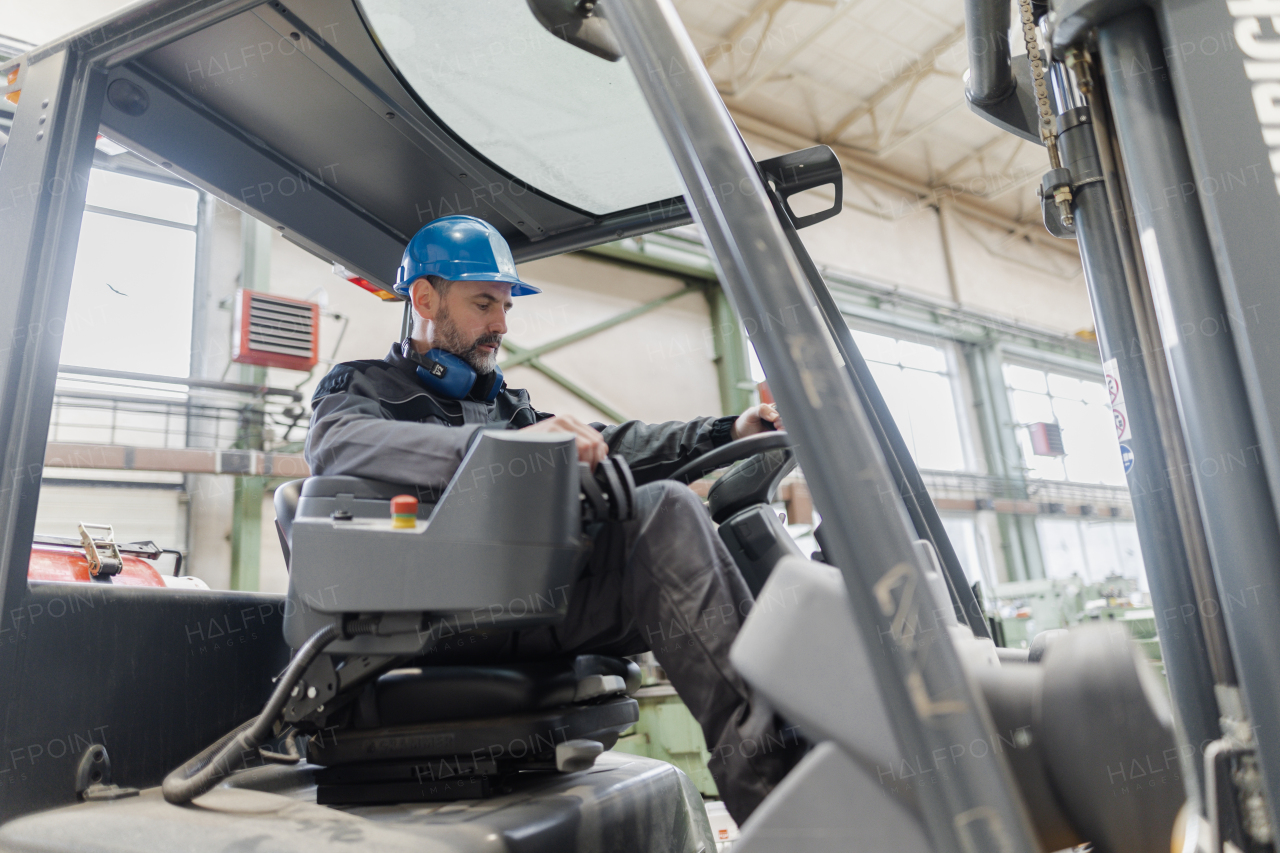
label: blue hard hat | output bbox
[394,215,540,298]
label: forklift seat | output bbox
[350,655,641,729]
[271,466,641,802]
[272,479,302,568]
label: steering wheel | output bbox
[667,431,792,484]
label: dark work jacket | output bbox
[304,341,736,493]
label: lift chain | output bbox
[1018,0,1074,227]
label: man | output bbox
[305,215,801,822]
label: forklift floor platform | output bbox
[0,753,714,853]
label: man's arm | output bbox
[594,416,736,484]
[592,403,782,484]
[304,368,481,495]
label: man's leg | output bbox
[541,480,805,825]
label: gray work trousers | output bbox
[418,480,804,823]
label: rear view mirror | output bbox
[527,0,623,62]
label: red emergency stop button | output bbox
[391,495,418,529]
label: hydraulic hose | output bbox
[162,623,341,804]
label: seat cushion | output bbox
[313,696,641,769]
[352,655,642,728]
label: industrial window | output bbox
[1037,516,1149,592]
[59,167,198,376]
[34,167,199,566]
[852,329,968,472]
[1003,362,1126,486]
[940,514,999,593]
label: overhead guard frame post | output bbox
[765,181,989,636]
[0,1,298,819]
[1100,9,1280,828]
[603,1,1042,851]
[0,49,105,642]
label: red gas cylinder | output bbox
[27,540,167,587]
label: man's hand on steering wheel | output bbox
[732,403,783,440]
[520,413,608,470]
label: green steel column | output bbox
[230,214,273,591]
[707,284,754,416]
[965,341,1045,581]
[230,476,264,591]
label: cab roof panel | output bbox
[84,0,693,295]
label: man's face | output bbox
[428,280,513,374]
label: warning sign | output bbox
[1120,442,1134,474]
[1103,358,1133,455]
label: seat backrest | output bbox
[273,479,305,569]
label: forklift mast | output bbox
[966,0,1280,848]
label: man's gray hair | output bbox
[409,275,454,335]
[424,274,453,295]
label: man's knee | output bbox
[628,481,715,554]
[641,479,704,516]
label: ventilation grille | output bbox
[1028,422,1066,457]
[233,289,319,371]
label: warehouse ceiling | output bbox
[673,0,1073,258]
[4,0,1072,268]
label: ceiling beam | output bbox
[702,0,790,69]
[937,134,1016,182]
[873,101,964,158]
[724,0,867,99]
[819,24,965,145]
[729,110,1078,257]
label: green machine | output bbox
[613,657,720,798]
[992,575,1163,675]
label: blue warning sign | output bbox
[1119,442,1134,474]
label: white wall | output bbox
[739,130,1093,336]
[509,253,723,423]
[33,485,185,552]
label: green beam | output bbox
[230,213,273,591]
[589,233,1099,364]
[965,342,1045,582]
[707,285,754,416]
[230,475,264,591]
[501,339,629,424]
[501,285,698,369]
[585,236,719,281]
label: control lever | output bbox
[580,456,637,523]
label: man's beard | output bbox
[433,305,501,374]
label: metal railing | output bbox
[51,365,308,453]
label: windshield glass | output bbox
[360,0,685,216]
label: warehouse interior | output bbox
[7,0,1228,848]
[5,0,1143,614]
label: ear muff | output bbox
[414,349,504,402]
